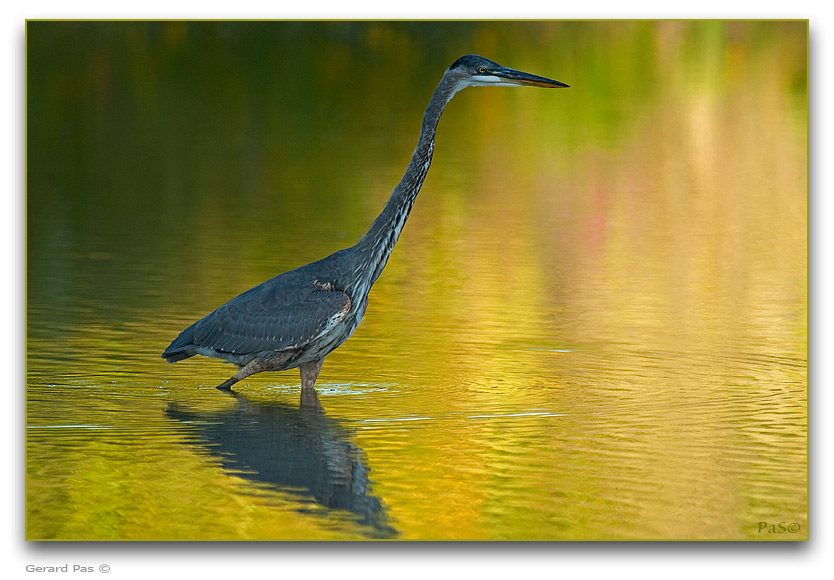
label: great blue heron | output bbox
[162,54,568,400]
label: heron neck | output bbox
[353,74,458,288]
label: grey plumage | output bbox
[162,55,568,398]
[164,254,356,368]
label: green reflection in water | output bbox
[27,21,807,540]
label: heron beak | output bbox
[495,67,570,88]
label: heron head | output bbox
[448,54,569,90]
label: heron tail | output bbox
[162,322,198,363]
[162,350,194,363]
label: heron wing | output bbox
[191,282,351,356]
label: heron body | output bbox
[163,54,568,399]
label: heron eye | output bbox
[477,66,487,74]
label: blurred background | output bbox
[26,21,807,540]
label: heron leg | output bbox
[300,359,323,389]
[215,351,296,391]
[216,376,240,391]
[216,358,267,391]
[299,359,324,408]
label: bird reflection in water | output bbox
[166,388,397,539]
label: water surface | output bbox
[26,21,807,540]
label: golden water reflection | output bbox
[26,21,806,540]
